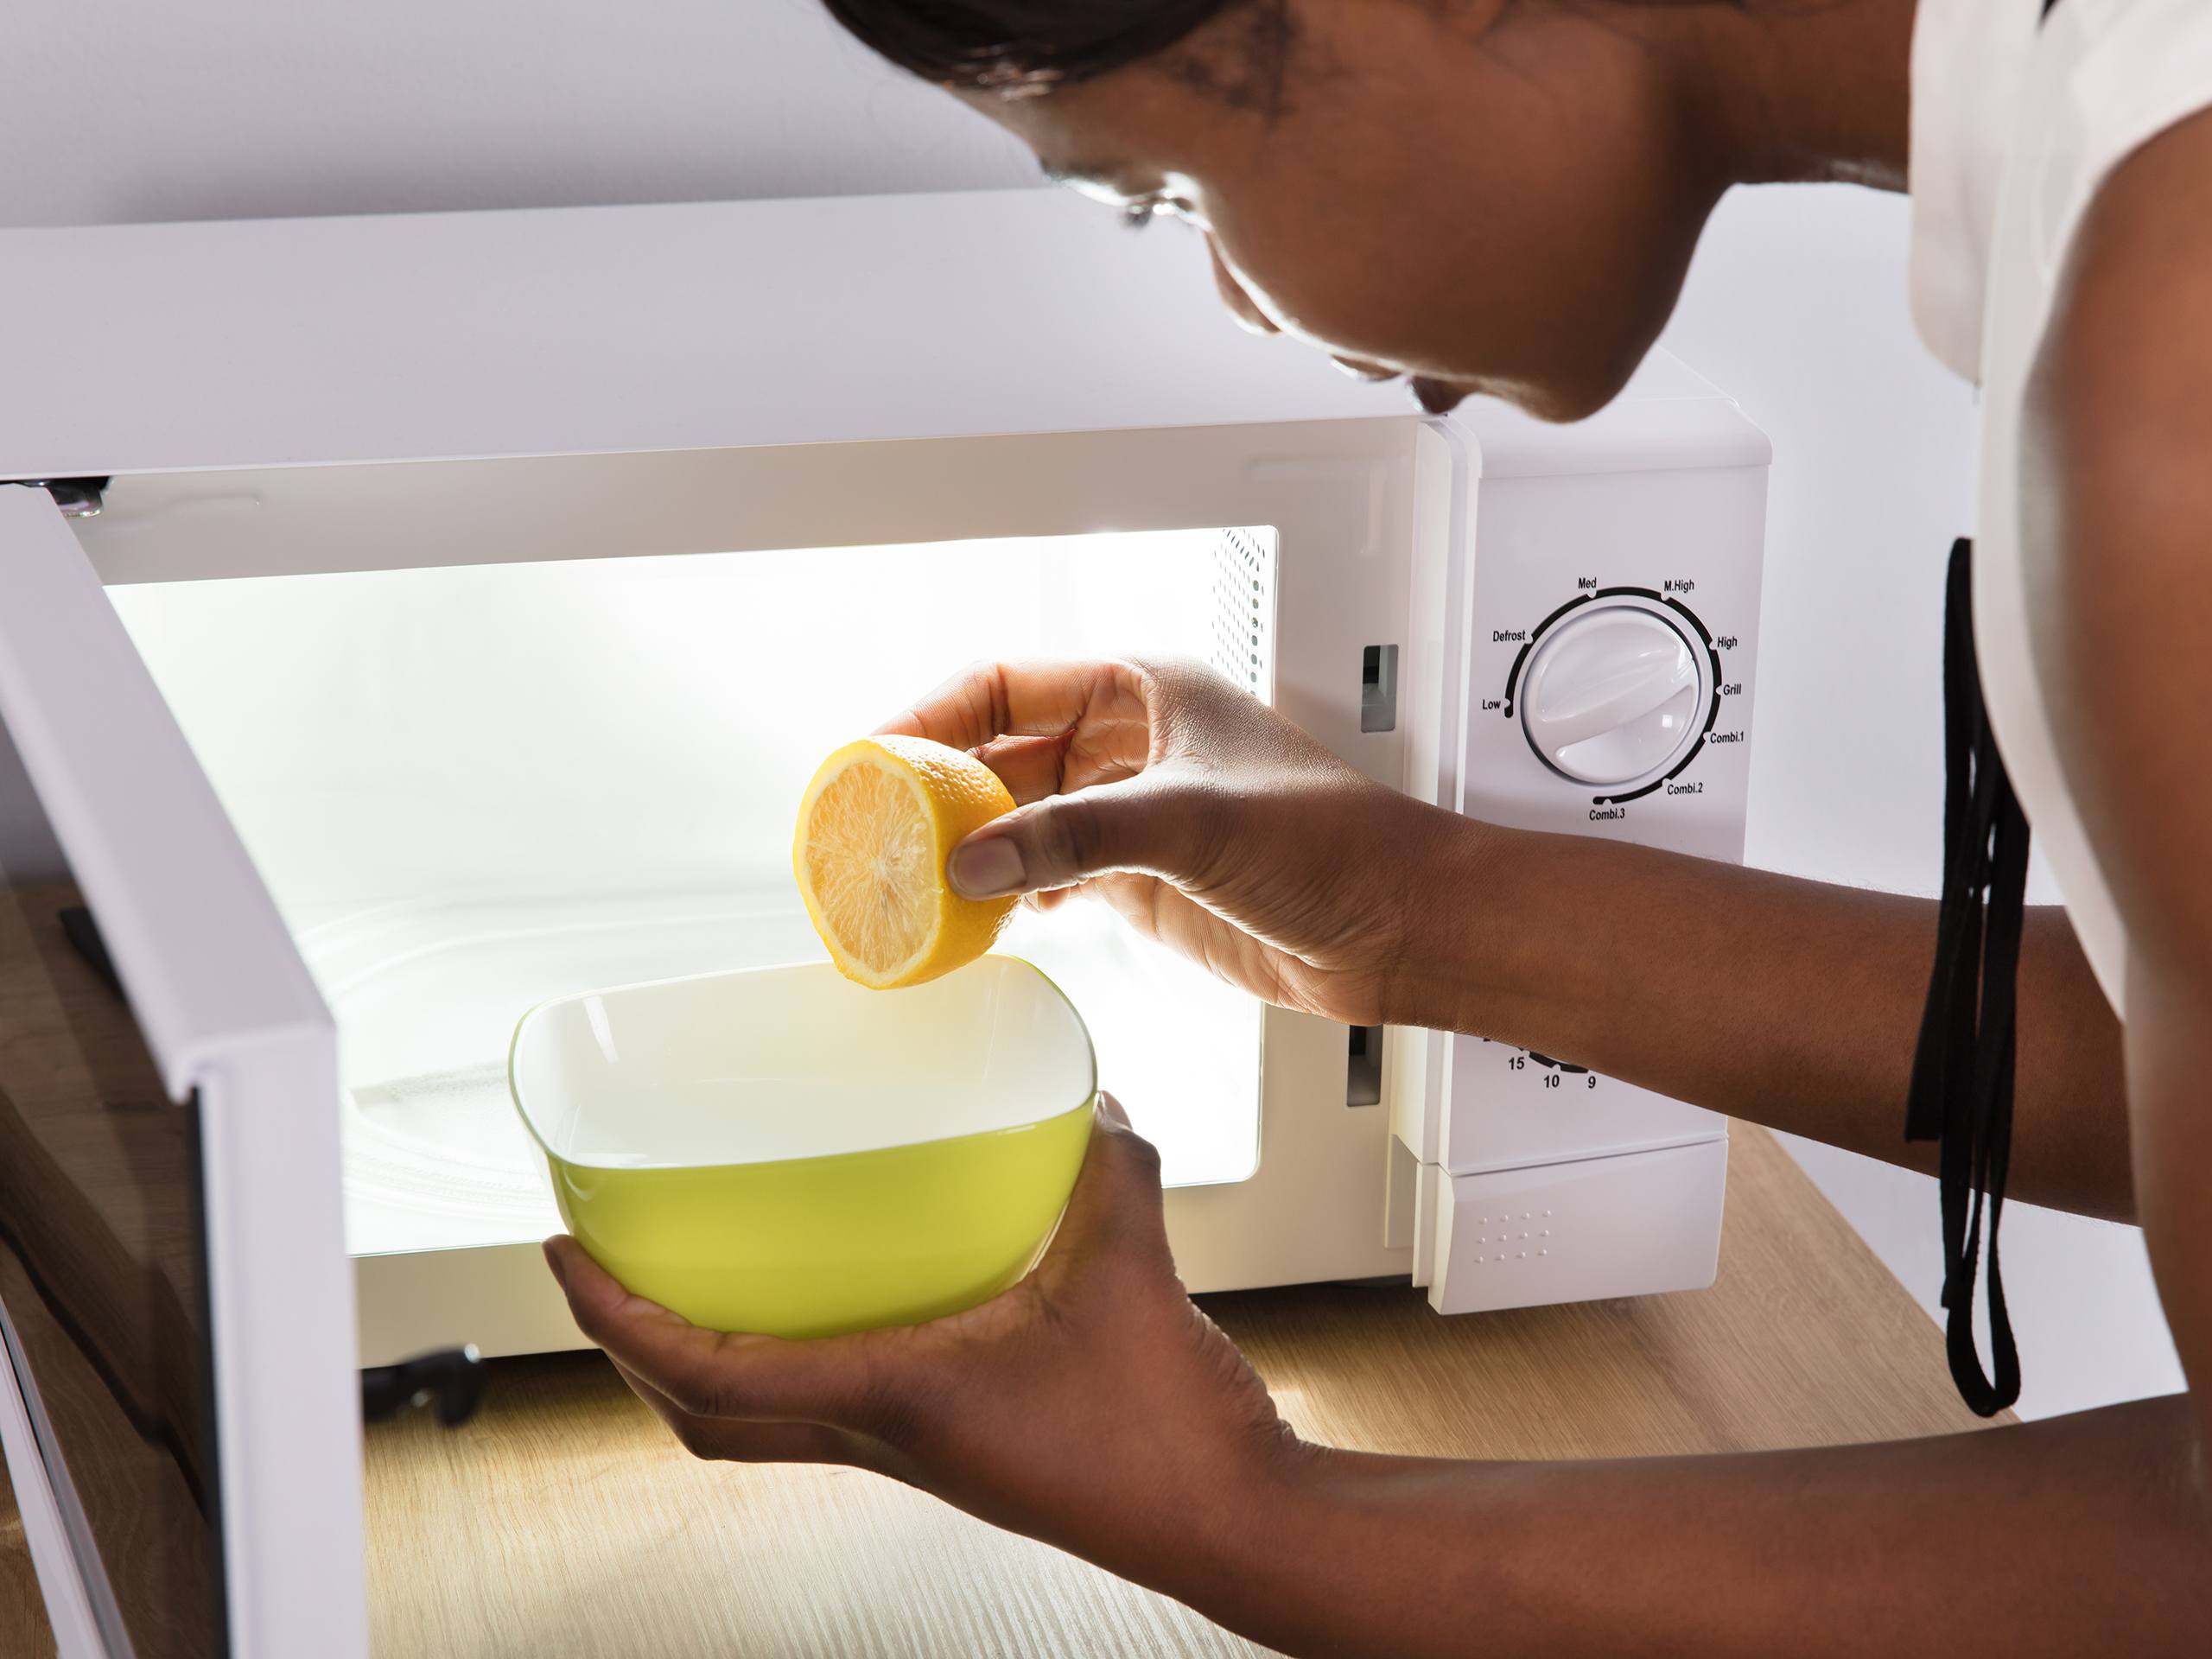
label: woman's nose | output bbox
[1206,238,1280,337]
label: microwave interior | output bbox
[109,524,1281,1268]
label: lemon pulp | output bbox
[793,734,1017,988]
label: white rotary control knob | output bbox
[1520,607,1704,785]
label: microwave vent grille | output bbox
[1207,527,1275,699]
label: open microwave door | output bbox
[0,486,365,1659]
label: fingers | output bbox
[875,659,1106,751]
[1086,874,1302,1007]
[970,733,1071,806]
[607,1358,861,1467]
[543,1236,885,1429]
[947,774,1221,899]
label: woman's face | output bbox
[963,0,1722,420]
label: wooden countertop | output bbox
[0,1450,52,1659]
[3,1126,2005,1657]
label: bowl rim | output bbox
[506,954,1097,1173]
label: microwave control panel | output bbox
[1460,505,1763,862]
[1440,454,1766,1179]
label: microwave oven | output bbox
[0,188,1766,1656]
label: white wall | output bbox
[8,3,2181,1418]
[0,1,1031,228]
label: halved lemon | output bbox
[793,734,1019,989]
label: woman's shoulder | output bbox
[1908,0,2212,385]
[2031,0,2212,268]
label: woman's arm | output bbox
[547,1109,2212,1659]
[2026,105,2212,1453]
[1204,1400,2210,1659]
[1418,822,2132,1218]
[892,658,2130,1219]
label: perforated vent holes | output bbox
[1207,528,1277,697]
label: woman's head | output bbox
[824,0,1907,420]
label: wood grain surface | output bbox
[0,1126,2012,1657]
[0,1448,58,1659]
[0,878,222,1657]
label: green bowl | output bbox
[510,956,1096,1339]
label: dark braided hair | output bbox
[821,0,1243,92]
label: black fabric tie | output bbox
[1907,538,2030,1417]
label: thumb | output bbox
[1041,1092,1172,1274]
[946,776,1213,899]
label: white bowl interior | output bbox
[512,957,1094,1171]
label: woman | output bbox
[543,1,2212,1649]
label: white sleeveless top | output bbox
[1909,0,2212,1018]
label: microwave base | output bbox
[1415,1136,1730,1315]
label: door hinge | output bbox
[6,477,109,518]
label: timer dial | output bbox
[1520,607,1704,786]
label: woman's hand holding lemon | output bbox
[875,657,1472,1030]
